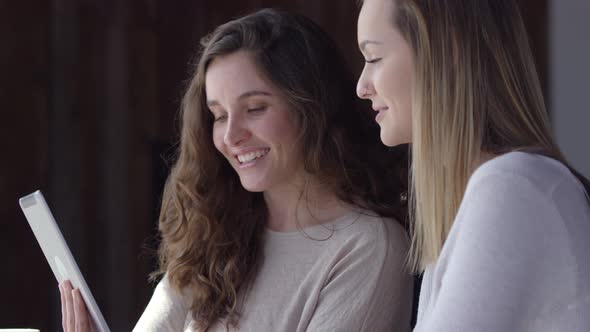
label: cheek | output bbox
[261,110,299,146]
[211,127,226,154]
[374,64,399,102]
[274,121,299,150]
[272,122,293,141]
[377,64,413,113]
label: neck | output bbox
[263,176,353,232]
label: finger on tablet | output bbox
[59,283,67,332]
[63,280,75,332]
[73,288,92,331]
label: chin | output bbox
[380,123,411,147]
[240,184,265,193]
[380,131,401,147]
[239,179,266,193]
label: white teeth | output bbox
[237,149,269,164]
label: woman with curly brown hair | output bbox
[59,8,413,332]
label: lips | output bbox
[234,148,270,164]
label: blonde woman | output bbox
[59,9,413,331]
[356,0,590,331]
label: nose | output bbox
[356,67,373,100]
[223,117,250,147]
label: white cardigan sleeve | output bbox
[415,172,577,331]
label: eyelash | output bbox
[212,107,266,122]
[365,58,382,64]
[213,115,227,122]
[247,107,266,113]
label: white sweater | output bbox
[414,152,590,332]
[134,211,413,332]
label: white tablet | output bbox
[19,190,111,332]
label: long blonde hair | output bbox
[385,0,590,272]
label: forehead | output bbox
[205,51,275,101]
[358,0,395,40]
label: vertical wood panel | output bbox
[0,0,52,329]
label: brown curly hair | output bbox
[154,8,408,330]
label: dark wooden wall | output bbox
[0,0,547,330]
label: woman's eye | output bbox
[213,115,227,122]
[247,107,267,113]
[365,58,382,64]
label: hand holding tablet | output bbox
[59,280,93,332]
[19,191,111,332]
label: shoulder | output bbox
[324,211,410,268]
[303,214,414,332]
[319,211,411,289]
[449,152,589,260]
[458,152,572,230]
[335,211,409,250]
[432,153,590,324]
[133,274,191,331]
[155,274,192,308]
[468,151,584,197]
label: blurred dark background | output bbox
[2,0,587,331]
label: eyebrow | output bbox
[206,90,273,108]
[359,40,383,51]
